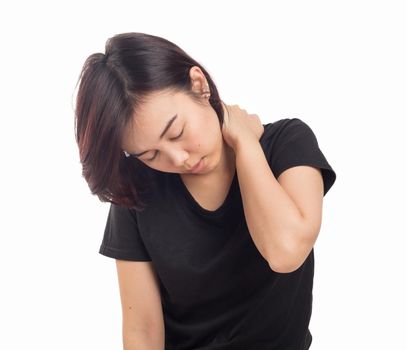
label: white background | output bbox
[1,0,406,349]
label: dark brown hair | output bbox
[74,32,225,210]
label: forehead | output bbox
[122,90,188,150]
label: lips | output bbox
[190,158,202,171]
[189,157,205,173]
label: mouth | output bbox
[189,157,204,173]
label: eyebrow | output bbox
[129,114,178,157]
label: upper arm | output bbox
[115,260,164,335]
[277,165,324,248]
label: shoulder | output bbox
[261,117,311,138]
[260,117,314,149]
[260,117,336,196]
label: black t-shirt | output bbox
[99,118,337,350]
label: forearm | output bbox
[235,138,307,272]
[123,329,164,350]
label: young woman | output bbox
[74,32,336,350]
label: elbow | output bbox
[269,263,301,273]
[268,260,300,274]
[266,221,317,273]
[266,239,308,274]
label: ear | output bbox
[189,66,208,94]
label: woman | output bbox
[74,32,336,350]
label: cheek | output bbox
[195,132,220,156]
[188,116,220,152]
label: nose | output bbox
[167,149,189,168]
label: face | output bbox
[121,89,225,176]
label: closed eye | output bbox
[169,128,184,141]
[145,128,184,162]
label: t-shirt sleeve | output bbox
[270,118,337,196]
[99,203,152,261]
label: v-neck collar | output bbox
[173,169,238,217]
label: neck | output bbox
[222,141,236,176]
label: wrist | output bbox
[234,135,259,155]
